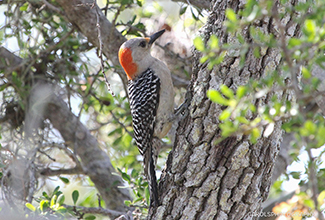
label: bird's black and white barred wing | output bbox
[128,68,160,155]
[128,68,160,206]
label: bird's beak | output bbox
[148,29,165,45]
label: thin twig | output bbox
[62,204,126,219]
[77,69,102,120]
[38,149,56,161]
[272,3,300,96]
[21,27,75,80]
[95,4,115,96]
[103,0,109,16]
[97,193,102,208]
[41,0,63,15]
[110,110,133,137]
[306,148,325,220]
[53,142,83,169]
[40,167,83,176]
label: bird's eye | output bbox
[139,41,146,48]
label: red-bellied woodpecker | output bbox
[118,29,175,207]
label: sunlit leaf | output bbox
[124,200,132,206]
[207,90,229,105]
[40,200,49,212]
[26,203,36,212]
[219,110,231,120]
[250,128,260,144]
[225,8,237,22]
[19,2,28,11]
[301,67,311,79]
[51,195,57,207]
[193,36,205,52]
[220,85,234,99]
[236,86,247,99]
[209,35,219,49]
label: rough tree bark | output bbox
[148,0,300,219]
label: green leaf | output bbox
[43,191,50,200]
[250,128,260,144]
[237,116,249,124]
[19,2,28,11]
[304,120,316,135]
[220,85,234,99]
[122,172,131,183]
[124,200,132,206]
[237,33,245,44]
[225,8,237,22]
[316,126,325,147]
[120,0,133,5]
[72,190,79,205]
[85,215,96,220]
[40,200,49,212]
[317,190,325,205]
[56,206,67,213]
[26,203,36,212]
[131,169,138,178]
[190,7,199,21]
[305,19,316,35]
[219,110,231,121]
[57,194,65,206]
[179,5,187,15]
[303,199,315,209]
[301,67,311,79]
[236,86,247,99]
[193,36,205,52]
[59,177,70,184]
[52,186,60,197]
[219,121,237,137]
[288,38,302,48]
[290,171,301,179]
[208,35,219,49]
[247,5,258,22]
[207,90,229,106]
[136,0,143,7]
[51,195,57,207]
[200,55,209,63]
[253,47,260,58]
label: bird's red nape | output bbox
[118,47,138,80]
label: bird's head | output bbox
[118,29,165,80]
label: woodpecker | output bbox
[118,29,174,207]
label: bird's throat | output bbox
[118,47,138,80]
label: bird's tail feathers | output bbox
[144,147,159,207]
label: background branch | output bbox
[0,46,133,215]
[172,0,210,10]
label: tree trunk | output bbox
[149,0,300,219]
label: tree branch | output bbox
[44,91,132,214]
[55,0,128,87]
[40,167,83,176]
[62,204,127,219]
[0,47,133,216]
[172,0,210,10]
